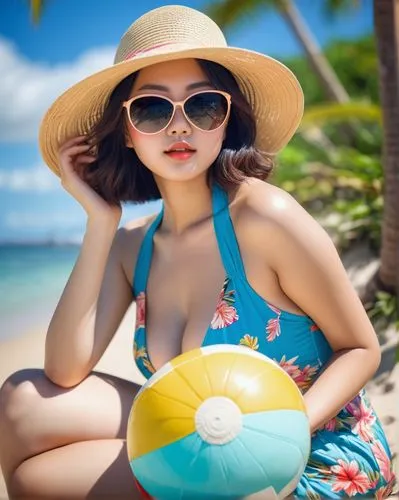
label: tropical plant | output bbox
[274,102,384,252]
[206,0,352,102]
[367,291,398,327]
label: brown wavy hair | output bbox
[82,59,274,205]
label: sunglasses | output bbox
[122,90,231,135]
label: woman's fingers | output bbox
[61,144,94,157]
[76,154,97,163]
[58,135,88,152]
[55,135,121,222]
[58,144,97,177]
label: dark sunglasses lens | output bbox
[129,96,173,133]
[185,92,229,131]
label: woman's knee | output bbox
[0,368,139,448]
[0,369,62,450]
[1,368,45,419]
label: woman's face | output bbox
[124,58,228,183]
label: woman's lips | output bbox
[164,150,196,160]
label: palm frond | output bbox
[205,0,278,29]
[300,102,382,131]
[324,0,360,15]
[30,0,45,25]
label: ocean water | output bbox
[0,245,80,341]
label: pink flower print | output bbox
[323,416,340,432]
[293,364,319,391]
[136,292,146,329]
[367,474,380,491]
[372,440,396,485]
[375,478,396,500]
[346,397,376,442]
[211,280,239,329]
[276,355,300,378]
[330,459,371,496]
[239,334,259,350]
[266,317,281,342]
[265,305,281,342]
[211,300,239,329]
[275,356,318,392]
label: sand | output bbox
[0,293,398,498]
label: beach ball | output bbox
[127,345,310,500]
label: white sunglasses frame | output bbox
[122,89,232,135]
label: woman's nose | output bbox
[166,105,192,136]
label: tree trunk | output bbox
[280,0,350,103]
[373,0,399,295]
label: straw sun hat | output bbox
[39,4,304,176]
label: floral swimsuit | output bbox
[132,182,396,499]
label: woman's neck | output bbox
[156,176,214,237]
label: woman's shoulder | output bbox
[122,213,158,235]
[235,177,332,262]
[234,177,308,228]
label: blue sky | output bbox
[0,0,373,243]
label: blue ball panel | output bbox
[131,410,309,500]
[244,408,311,464]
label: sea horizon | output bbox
[1,243,81,341]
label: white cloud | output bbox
[0,37,116,142]
[0,165,59,191]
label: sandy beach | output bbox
[0,303,144,499]
[0,287,398,498]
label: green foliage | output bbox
[324,0,360,16]
[270,37,384,251]
[206,0,277,29]
[300,102,381,129]
[273,123,383,250]
[282,35,379,105]
[367,292,399,329]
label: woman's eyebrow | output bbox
[137,81,212,91]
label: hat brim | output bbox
[39,45,304,176]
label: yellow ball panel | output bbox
[169,350,305,414]
[233,363,306,414]
[127,385,197,460]
[200,351,306,413]
[169,347,203,368]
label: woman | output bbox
[0,5,396,499]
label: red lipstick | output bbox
[164,141,196,160]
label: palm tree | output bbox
[372,0,399,297]
[207,0,351,103]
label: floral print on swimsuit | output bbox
[131,182,396,498]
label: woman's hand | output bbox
[57,135,122,224]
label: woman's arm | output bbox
[246,182,381,433]
[44,216,134,388]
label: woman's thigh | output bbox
[11,439,142,499]
[0,368,141,483]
